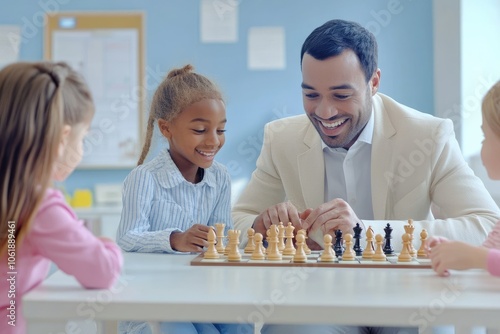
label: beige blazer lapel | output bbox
[298,123,325,210]
[371,94,396,219]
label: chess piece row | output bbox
[205,222,315,263]
[204,220,429,263]
[330,220,429,262]
[244,223,313,262]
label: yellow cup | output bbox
[71,189,93,208]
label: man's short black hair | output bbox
[301,19,378,83]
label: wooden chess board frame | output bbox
[190,251,432,269]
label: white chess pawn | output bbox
[244,228,256,254]
[372,234,386,261]
[293,233,307,263]
[362,226,375,259]
[341,233,356,261]
[319,234,335,262]
[251,233,265,260]
[204,228,219,259]
[398,233,412,262]
[417,229,428,258]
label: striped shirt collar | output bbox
[157,149,217,189]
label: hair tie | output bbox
[167,64,194,79]
[37,62,69,88]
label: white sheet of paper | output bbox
[0,25,21,69]
[248,26,285,70]
[52,29,140,168]
[200,0,238,43]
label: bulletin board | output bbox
[45,12,145,168]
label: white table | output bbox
[23,252,500,333]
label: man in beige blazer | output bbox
[233,92,500,250]
[233,23,499,250]
[232,19,500,333]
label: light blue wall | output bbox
[0,0,434,195]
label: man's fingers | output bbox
[267,206,280,226]
[304,204,341,229]
[259,202,302,230]
[289,214,303,230]
[303,209,319,229]
[285,205,303,229]
[277,205,291,226]
[262,214,272,230]
[300,208,313,220]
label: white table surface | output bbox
[23,252,500,331]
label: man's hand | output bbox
[170,224,212,252]
[302,198,364,245]
[252,201,303,237]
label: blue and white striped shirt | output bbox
[116,149,232,253]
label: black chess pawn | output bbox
[353,223,364,256]
[383,223,395,255]
[334,229,344,257]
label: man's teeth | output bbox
[197,150,215,157]
[320,119,346,129]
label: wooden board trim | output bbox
[190,253,432,269]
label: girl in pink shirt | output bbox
[428,81,500,277]
[0,62,124,333]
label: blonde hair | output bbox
[482,80,500,138]
[0,62,94,254]
[137,64,223,165]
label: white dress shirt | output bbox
[322,110,374,220]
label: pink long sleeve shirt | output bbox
[0,189,123,333]
[483,220,500,276]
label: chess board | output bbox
[190,251,432,269]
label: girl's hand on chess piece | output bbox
[426,236,449,249]
[425,236,450,258]
[170,224,212,253]
[428,240,489,276]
